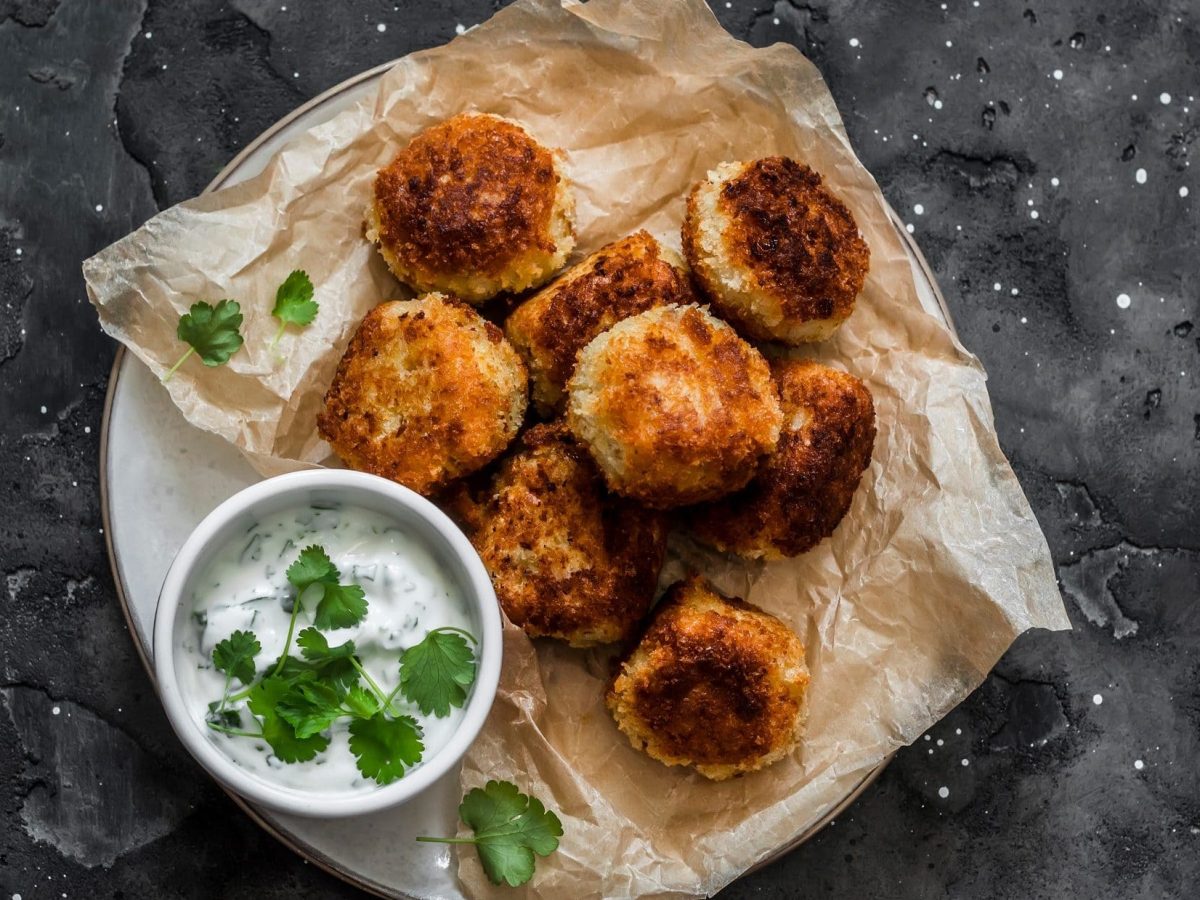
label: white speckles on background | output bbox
[376,23,386,32]
[1053,69,1063,80]
[1116,293,1132,309]
[938,786,950,798]
[1160,92,1171,104]
[914,203,924,215]
[1093,693,1104,705]
[1051,177,1060,187]
[849,37,860,47]
[1134,759,1145,770]
[961,758,970,766]
[1135,168,1148,184]
[455,23,466,35]
[1180,186,1189,198]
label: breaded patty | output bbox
[690,359,876,559]
[465,423,668,647]
[682,157,870,344]
[317,293,527,495]
[366,113,575,303]
[566,304,782,509]
[606,576,810,781]
[505,231,696,415]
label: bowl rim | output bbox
[151,468,502,818]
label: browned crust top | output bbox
[711,157,870,323]
[610,576,807,767]
[505,231,696,408]
[373,114,562,281]
[468,423,668,643]
[690,358,876,557]
[580,306,781,507]
[316,295,526,495]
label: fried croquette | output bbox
[317,293,527,495]
[365,113,575,303]
[467,423,668,647]
[505,231,696,416]
[606,576,810,780]
[682,157,870,344]
[690,359,876,559]
[566,304,782,509]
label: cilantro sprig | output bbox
[417,781,563,886]
[270,269,318,348]
[162,269,317,381]
[199,543,477,786]
[395,627,477,717]
[162,299,243,381]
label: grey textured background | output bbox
[1,1,1197,897]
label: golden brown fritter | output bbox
[317,293,527,495]
[465,423,668,647]
[365,113,575,303]
[690,358,875,559]
[606,576,810,781]
[505,231,697,415]
[567,304,782,509]
[682,157,870,344]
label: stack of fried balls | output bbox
[318,113,877,781]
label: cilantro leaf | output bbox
[163,299,244,381]
[270,270,318,348]
[399,627,477,717]
[314,582,368,630]
[286,545,340,593]
[417,781,563,887]
[283,546,367,630]
[247,675,330,762]
[277,680,345,739]
[348,713,424,784]
[343,684,380,719]
[296,627,356,662]
[211,630,260,685]
[272,651,359,690]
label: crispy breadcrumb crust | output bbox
[317,293,527,495]
[566,304,782,509]
[366,113,575,302]
[505,231,696,415]
[689,358,876,558]
[606,576,810,780]
[465,423,668,647]
[682,157,869,344]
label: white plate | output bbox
[100,60,954,900]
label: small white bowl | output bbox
[152,469,502,818]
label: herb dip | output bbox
[177,501,474,794]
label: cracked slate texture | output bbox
[0,0,1197,897]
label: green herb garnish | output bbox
[397,627,477,718]
[199,543,475,786]
[162,299,244,381]
[269,269,317,348]
[417,781,563,886]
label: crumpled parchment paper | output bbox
[84,0,1071,896]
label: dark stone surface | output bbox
[0,0,1196,897]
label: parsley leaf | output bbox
[417,781,563,887]
[163,299,244,381]
[270,270,318,348]
[399,627,477,717]
[348,713,424,784]
[212,630,260,685]
[247,675,330,762]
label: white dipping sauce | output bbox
[176,501,475,795]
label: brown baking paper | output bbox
[84,0,1070,896]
